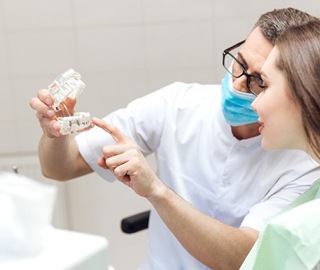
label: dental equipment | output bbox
[48,69,94,135]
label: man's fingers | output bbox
[97,157,109,169]
[92,117,129,144]
[37,89,54,106]
[30,89,56,119]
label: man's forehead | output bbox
[241,28,274,73]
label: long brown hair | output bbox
[275,20,320,158]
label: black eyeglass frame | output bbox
[222,40,265,96]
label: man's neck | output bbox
[231,123,260,140]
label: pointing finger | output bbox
[92,117,129,144]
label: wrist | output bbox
[147,180,170,204]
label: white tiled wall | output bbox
[1,1,320,269]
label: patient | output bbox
[240,20,320,269]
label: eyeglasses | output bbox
[222,40,265,96]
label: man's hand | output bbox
[93,117,162,198]
[29,89,76,138]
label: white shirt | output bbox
[76,82,320,270]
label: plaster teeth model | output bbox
[48,69,94,135]
[57,112,93,135]
[48,69,85,111]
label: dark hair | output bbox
[254,8,317,45]
[275,20,320,158]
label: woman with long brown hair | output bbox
[242,20,320,270]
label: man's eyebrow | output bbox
[238,52,248,67]
[238,51,262,77]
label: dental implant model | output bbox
[48,69,94,135]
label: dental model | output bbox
[48,69,94,135]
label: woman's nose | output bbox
[251,94,261,112]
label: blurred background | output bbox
[0,0,319,269]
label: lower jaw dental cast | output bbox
[48,69,94,135]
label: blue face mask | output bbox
[221,72,258,126]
